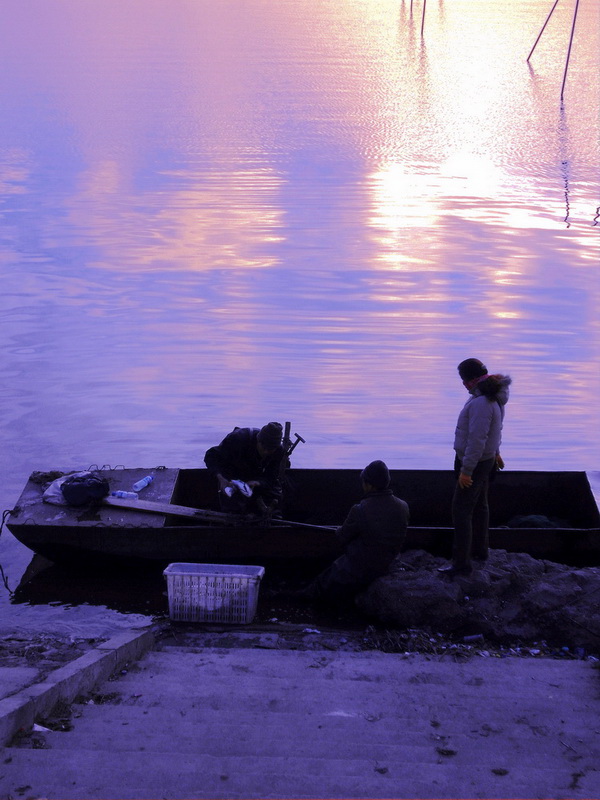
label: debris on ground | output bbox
[0,634,102,680]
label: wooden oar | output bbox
[103,496,337,531]
[104,496,236,523]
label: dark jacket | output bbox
[332,489,410,584]
[204,427,284,498]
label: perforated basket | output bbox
[163,563,265,624]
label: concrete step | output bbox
[1,748,598,799]
[142,646,596,698]
[41,705,599,768]
[104,660,596,721]
[3,644,599,800]
[67,695,600,738]
[121,647,594,690]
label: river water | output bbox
[0,0,599,638]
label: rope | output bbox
[87,464,167,472]
[0,509,15,597]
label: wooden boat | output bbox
[6,467,600,568]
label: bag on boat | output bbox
[42,471,110,506]
[60,472,110,506]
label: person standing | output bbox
[438,358,511,577]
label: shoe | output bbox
[437,564,472,577]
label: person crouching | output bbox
[304,460,409,607]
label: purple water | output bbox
[1,0,598,636]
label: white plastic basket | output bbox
[163,563,265,624]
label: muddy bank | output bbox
[357,549,600,651]
[3,548,600,679]
[0,634,102,685]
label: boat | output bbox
[6,467,600,568]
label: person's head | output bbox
[257,421,283,457]
[360,459,391,491]
[457,358,488,391]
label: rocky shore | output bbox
[358,549,600,652]
[2,549,599,681]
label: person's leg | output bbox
[471,461,494,560]
[450,458,494,569]
[305,557,359,605]
[451,483,476,569]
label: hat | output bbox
[257,422,283,450]
[361,460,390,490]
[457,358,488,381]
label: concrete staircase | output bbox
[1,645,600,799]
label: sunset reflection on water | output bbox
[0,0,598,495]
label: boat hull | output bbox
[7,467,600,567]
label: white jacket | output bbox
[453,375,511,475]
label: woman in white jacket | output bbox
[438,358,511,576]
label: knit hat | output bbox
[257,422,283,450]
[361,460,391,490]
[457,358,488,381]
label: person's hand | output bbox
[246,480,260,489]
[458,472,473,489]
[495,453,505,470]
[217,475,234,492]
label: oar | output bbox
[104,496,237,523]
[104,496,337,531]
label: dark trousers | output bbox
[310,557,369,607]
[451,457,495,568]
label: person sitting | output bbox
[204,422,285,515]
[301,460,409,606]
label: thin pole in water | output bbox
[527,0,561,62]
[421,0,427,36]
[560,0,581,102]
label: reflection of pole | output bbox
[561,159,571,226]
[527,0,560,62]
[421,0,427,36]
[560,0,580,102]
[558,107,571,227]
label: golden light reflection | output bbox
[61,163,285,271]
[493,270,522,285]
[367,148,598,276]
[368,162,440,231]
[0,150,29,195]
[439,152,504,197]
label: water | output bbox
[0,0,599,636]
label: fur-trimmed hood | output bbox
[471,374,512,406]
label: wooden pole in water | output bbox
[560,0,581,102]
[527,0,561,62]
[421,0,427,36]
